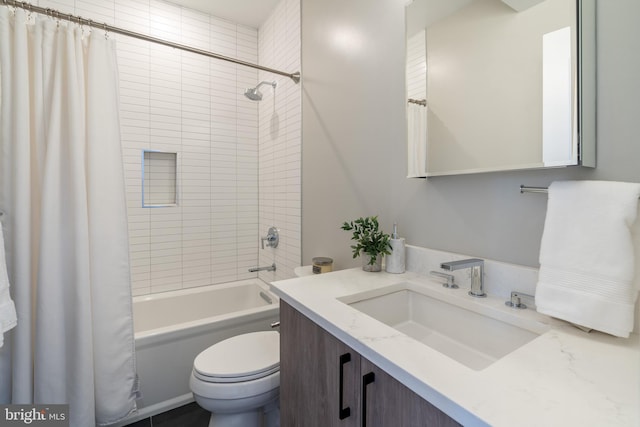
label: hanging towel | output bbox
[407,102,427,178]
[535,180,640,338]
[0,224,17,347]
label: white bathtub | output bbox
[120,279,280,424]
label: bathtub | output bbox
[121,279,279,424]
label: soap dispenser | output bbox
[385,223,405,274]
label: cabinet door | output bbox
[360,358,461,427]
[280,301,360,427]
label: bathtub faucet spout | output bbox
[248,263,276,273]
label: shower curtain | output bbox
[407,102,427,178]
[0,7,138,426]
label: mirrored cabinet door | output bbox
[405,0,596,177]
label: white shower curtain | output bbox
[0,7,138,426]
[407,102,427,178]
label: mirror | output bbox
[406,0,595,177]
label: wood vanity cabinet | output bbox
[280,301,460,427]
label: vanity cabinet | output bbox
[280,301,460,427]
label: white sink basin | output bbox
[338,282,550,370]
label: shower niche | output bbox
[142,150,179,208]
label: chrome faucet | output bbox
[440,258,486,298]
[248,263,277,272]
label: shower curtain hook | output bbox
[103,22,108,39]
[20,1,32,22]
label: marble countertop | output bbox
[270,268,640,427]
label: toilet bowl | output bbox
[190,330,280,427]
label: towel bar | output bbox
[520,184,640,198]
[520,185,548,194]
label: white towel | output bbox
[0,224,17,347]
[535,180,640,338]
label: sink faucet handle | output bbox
[429,271,458,289]
[505,291,535,309]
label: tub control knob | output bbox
[261,227,279,249]
[270,321,280,328]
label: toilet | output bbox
[189,330,280,427]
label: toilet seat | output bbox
[194,331,279,384]
[190,369,280,401]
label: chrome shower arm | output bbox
[255,81,277,90]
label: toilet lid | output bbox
[194,331,279,383]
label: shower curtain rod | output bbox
[407,98,426,106]
[1,0,301,83]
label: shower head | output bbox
[244,87,263,101]
[244,81,277,101]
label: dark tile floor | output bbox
[125,402,209,427]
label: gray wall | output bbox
[302,0,640,269]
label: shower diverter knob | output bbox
[261,226,279,249]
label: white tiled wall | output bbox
[34,0,301,295]
[257,0,302,283]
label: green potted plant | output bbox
[341,216,392,272]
